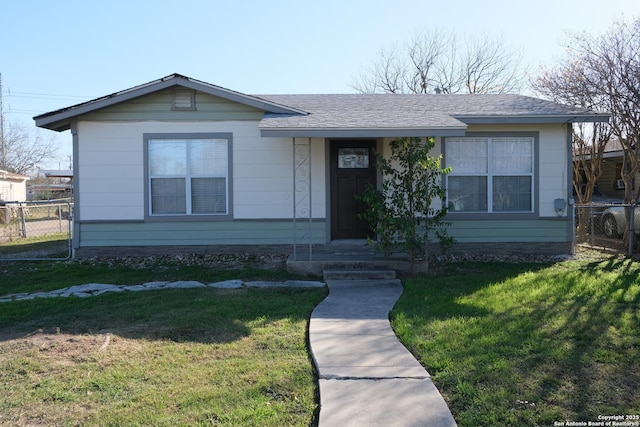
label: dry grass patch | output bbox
[0,287,326,426]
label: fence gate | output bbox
[0,200,73,260]
[575,203,636,255]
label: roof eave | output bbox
[259,127,468,138]
[457,114,611,124]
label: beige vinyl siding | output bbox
[77,220,327,247]
[80,90,264,122]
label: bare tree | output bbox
[405,31,449,93]
[461,34,522,94]
[351,45,406,94]
[534,18,640,250]
[567,19,640,205]
[532,59,612,207]
[1,120,57,175]
[352,30,524,94]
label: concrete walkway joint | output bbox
[309,279,457,427]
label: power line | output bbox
[5,109,51,114]
[0,86,95,106]
[5,92,93,101]
[7,90,92,98]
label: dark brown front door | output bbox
[330,140,377,239]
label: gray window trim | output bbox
[144,132,233,222]
[443,131,539,220]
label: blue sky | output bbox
[1,0,638,169]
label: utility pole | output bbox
[0,72,5,171]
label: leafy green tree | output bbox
[359,137,453,272]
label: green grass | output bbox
[0,261,326,426]
[3,251,639,425]
[0,233,70,256]
[392,256,640,426]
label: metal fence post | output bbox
[628,203,635,256]
[19,205,27,237]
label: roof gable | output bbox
[34,74,307,131]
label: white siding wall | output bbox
[0,180,27,201]
[537,125,570,218]
[234,136,325,219]
[76,121,326,221]
[77,122,144,220]
[380,124,569,218]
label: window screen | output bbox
[148,137,229,216]
[446,136,534,213]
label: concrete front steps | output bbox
[287,252,414,277]
[286,240,425,277]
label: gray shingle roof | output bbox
[257,93,609,137]
[33,74,609,136]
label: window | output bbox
[338,147,369,168]
[446,136,534,213]
[147,134,230,217]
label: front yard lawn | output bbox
[393,255,640,426]
[0,260,326,426]
[1,251,638,426]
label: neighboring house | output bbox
[596,139,639,198]
[34,74,608,258]
[0,170,29,202]
[28,170,74,200]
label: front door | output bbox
[330,140,377,239]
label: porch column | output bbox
[292,137,313,261]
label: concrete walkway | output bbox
[309,279,457,427]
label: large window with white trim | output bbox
[446,136,534,213]
[147,134,230,217]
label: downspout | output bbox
[292,137,297,261]
[566,123,576,255]
[308,137,313,261]
[71,120,80,257]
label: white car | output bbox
[601,205,640,238]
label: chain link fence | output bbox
[575,203,638,254]
[1,200,636,259]
[0,200,73,260]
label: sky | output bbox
[1,0,639,170]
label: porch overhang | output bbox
[259,127,468,138]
